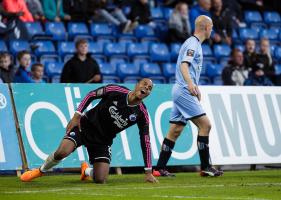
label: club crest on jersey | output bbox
[69,132,75,136]
[129,114,137,121]
[186,49,195,57]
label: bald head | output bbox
[194,15,213,41]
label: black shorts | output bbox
[64,118,112,164]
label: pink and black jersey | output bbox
[76,84,152,169]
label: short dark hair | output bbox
[31,63,44,72]
[17,50,30,61]
[230,48,242,57]
[75,39,88,49]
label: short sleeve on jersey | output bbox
[181,39,198,64]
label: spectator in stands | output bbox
[129,0,154,28]
[2,0,34,22]
[243,39,257,70]
[222,48,249,85]
[168,2,191,43]
[30,63,45,83]
[256,38,276,84]
[60,39,102,83]
[63,0,90,22]
[41,0,71,22]
[14,50,35,83]
[0,52,15,83]
[89,0,132,33]
[211,0,232,45]
[25,0,45,22]
[244,64,274,86]
[189,0,211,31]
[222,0,244,28]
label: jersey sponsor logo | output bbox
[109,106,128,129]
[186,49,195,57]
[129,114,137,122]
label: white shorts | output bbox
[169,84,206,125]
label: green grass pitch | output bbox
[0,170,281,200]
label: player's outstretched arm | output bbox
[144,170,159,183]
[66,112,81,134]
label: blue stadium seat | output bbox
[275,64,281,75]
[235,44,245,52]
[33,41,56,56]
[123,78,139,83]
[118,36,138,47]
[244,11,262,24]
[45,22,67,41]
[213,44,231,59]
[162,63,176,78]
[45,62,64,77]
[99,63,117,76]
[264,12,281,24]
[90,23,114,37]
[163,7,173,20]
[0,40,7,52]
[117,63,140,80]
[9,40,30,55]
[239,28,259,41]
[151,7,164,20]
[104,43,127,58]
[202,44,213,57]
[170,43,181,61]
[57,42,76,57]
[127,43,149,57]
[213,76,223,85]
[150,77,166,84]
[259,29,278,41]
[25,22,44,38]
[140,63,162,77]
[51,75,61,83]
[40,55,60,65]
[199,76,211,85]
[88,42,103,55]
[103,76,120,83]
[150,43,170,62]
[134,25,155,39]
[274,47,281,59]
[206,63,223,78]
[68,22,89,39]
[251,23,267,33]
[109,57,126,68]
[133,57,149,68]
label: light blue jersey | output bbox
[170,35,205,124]
[175,35,203,88]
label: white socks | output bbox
[85,168,93,177]
[40,153,61,172]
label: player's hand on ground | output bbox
[144,172,159,183]
[66,113,81,134]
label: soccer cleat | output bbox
[200,167,223,177]
[80,161,90,181]
[153,169,175,177]
[20,168,43,182]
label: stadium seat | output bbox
[117,63,140,80]
[133,57,149,68]
[263,11,281,24]
[118,36,138,47]
[123,78,139,83]
[219,57,230,67]
[9,40,30,55]
[0,40,8,52]
[109,57,126,68]
[275,64,281,75]
[140,63,162,77]
[45,62,64,77]
[162,63,176,78]
[206,63,223,78]
[68,22,89,39]
[239,28,259,41]
[134,25,155,39]
[104,43,127,59]
[51,75,61,83]
[213,44,231,59]
[33,41,56,56]
[40,55,60,65]
[251,23,267,33]
[163,7,173,20]
[202,44,213,57]
[150,43,170,62]
[90,23,114,37]
[99,62,117,76]
[127,43,149,57]
[199,76,211,85]
[244,11,263,24]
[102,76,120,83]
[57,42,76,57]
[88,42,103,55]
[45,22,67,41]
[274,47,281,59]
[213,76,223,85]
[151,7,164,20]
[235,44,245,52]
[170,43,181,61]
[259,29,278,41]
[25,22,44,39]
[150,77,166,84]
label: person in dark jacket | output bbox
[0,52,15,83]
[244,64,274,86]
[63,0,90,22]
[60,39,102,83]
[243,39,257,70]
[129,0,153,25]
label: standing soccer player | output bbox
[153,15,223,177]
[20,78,158,183]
